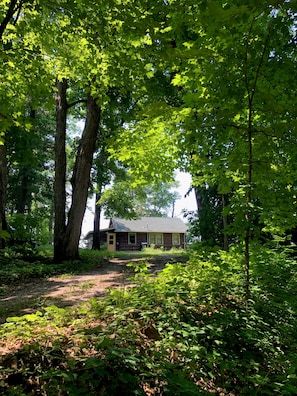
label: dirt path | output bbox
[0,256,180,324]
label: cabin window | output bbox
[149,233,163,245]
[172,233,180,245]
[128,233,136,244]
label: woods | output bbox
[2,1,295,261]
[1,0,297,394]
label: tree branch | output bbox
[67,99,87,109]
[0,0,24,41]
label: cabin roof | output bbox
[109,217,187,233]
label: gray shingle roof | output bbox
[110,217,187,233]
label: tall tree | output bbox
[0,0,54,248]
[4,104,56,248]
[46,0,177,260]
[53,77,101,261]
[63,93,101,259]
[164,0,297,299]
[1,0,178,256]
[195,185,226,247]
[107,0,297,300]
[54,79,68,260]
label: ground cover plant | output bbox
[0,247,186,284]
[1,246,297,395]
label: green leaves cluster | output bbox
[100,178,180,219]
[2,0,297,251]
[134,0,297,243]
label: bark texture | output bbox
[53,79,100,261]
[63,94,101,259]
[54,79,67,262]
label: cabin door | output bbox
[108,233,116,251]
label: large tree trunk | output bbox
[0,143,7,249]
[63,94,101,259]
[54,79,67,262]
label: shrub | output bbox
[1,246,297,394]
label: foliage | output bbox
[101,177,180,219]
[1,247,297,394]
[5,107,55,213]
[169,0,297,241]
[7,212,51,248]
[1,1,297,390]
[185,185,229,247]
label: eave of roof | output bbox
[110,217,187,233]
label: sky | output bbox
[81,171,197,236]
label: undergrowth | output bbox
[0,247,187,284]
[0,249,115,284]
[1,245,297,394]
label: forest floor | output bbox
[0,254,185,324]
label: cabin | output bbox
[84,217,187,251]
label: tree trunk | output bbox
[54,79,67,262]
[171,200,175,218]
[0,143,7,249]
[48,201,54,245]
[63,94,101,259]
[194,186,200,214]
[92,193,101,250]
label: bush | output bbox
[1,246,297,394]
